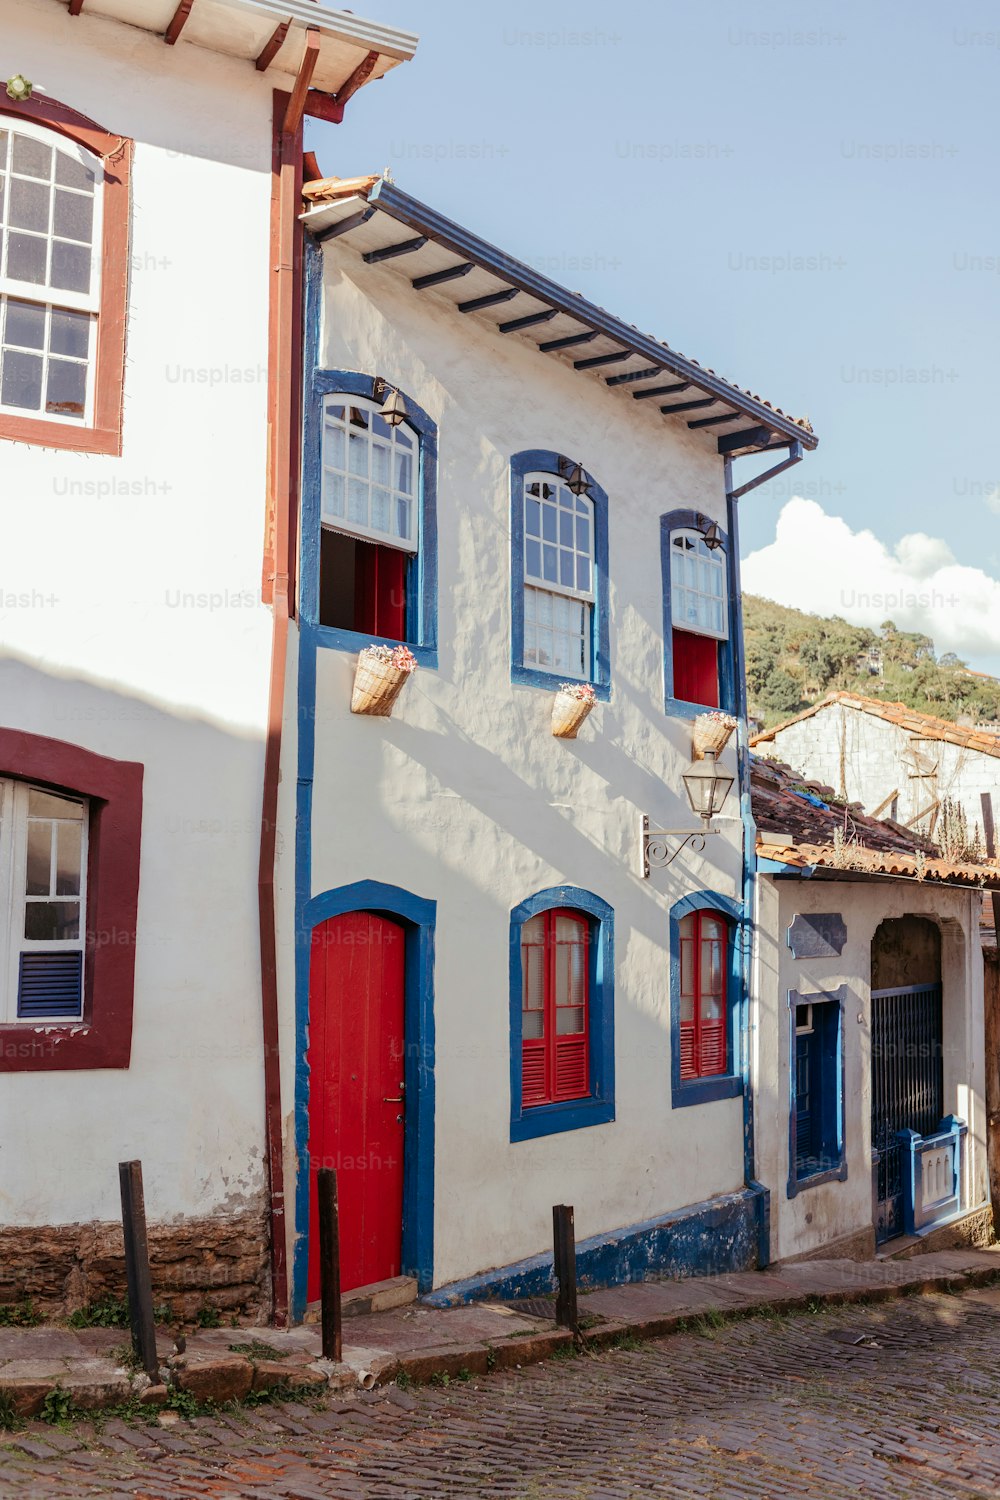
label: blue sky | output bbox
[308,0,1000,672]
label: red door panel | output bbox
[306,912,406,1299]
[672,628,719,707]
[354,543,407,641]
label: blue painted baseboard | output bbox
[422,1184,770,1307]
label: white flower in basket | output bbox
[351,644,418,717]
[552,681,596,739]
[691,710,737,759]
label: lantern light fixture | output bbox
[701,519,724,551]
[642,750,735,876]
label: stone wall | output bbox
[0,1211,269,1323]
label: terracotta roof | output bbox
[751,755,1000,889]
[299,176,815,454]
[751,691,1000,761]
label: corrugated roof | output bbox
[751,754,1000,889]
[299,176,817,459]
[752,691,1000,762]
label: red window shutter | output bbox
[521,909,591,1109]
[679,1019,696,1081]
[676,910,730,1082]
[698,1018,727,1076]
[354,542,407,641]
[672,628,719,707]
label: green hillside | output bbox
[743,595,1000,730]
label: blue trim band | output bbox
[509,886,615,1141]
[510,450,611,701]
[669,889,745,1109]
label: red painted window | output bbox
[0,95,131,457]
[672,629,719,708]
[678,910,729,1080]
[521,908,590,1107]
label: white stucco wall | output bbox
[284,243,750,1289]
[760,704,1000,840]
[0,2,274,1226]
[755,875,988,1264]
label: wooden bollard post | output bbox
[552,1203,578,1333]
[318,1168,342,1362]
[118,1160,159,1380]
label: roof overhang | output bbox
[300,179,817,458]
[53,0,418,95]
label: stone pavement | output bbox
[5,1281,1000,1497]
[2,1247,1000,1419]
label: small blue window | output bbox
[660,508,735,716]
[510,450,610,699]
[788,987,847,1196]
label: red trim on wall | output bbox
[0,95,131,458]
[0,730,143,1073]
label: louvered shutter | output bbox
[521,915,549,1107]
[17,951,84,1019]
[552,913,589,1103]
[677,910,729,1082]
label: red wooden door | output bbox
[306,912,406,1300]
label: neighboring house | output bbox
[275,170,818,1319]
[0,0,416,1321]
[752,692,1000,846]
[752,755,996,1260]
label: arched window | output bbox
[522,474,595,681]
[678,908,729,1081]
[0,120,102,425]
[1,780,87,1020]
[668,527,728,707]
[520,907,590,1106]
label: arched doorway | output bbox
[871,916,943,1244]
[306,911,407,1300]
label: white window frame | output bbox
[522,471,595,682]
[0,117,104,426]
[320,393,420,553]
[670,527,729,642]
[0,778,88,1023]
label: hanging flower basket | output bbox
[351,644,418,717]
[552,682,596,739]
[692,710,737,760]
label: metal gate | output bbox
[871,983,943,1244]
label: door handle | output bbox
[383,1096,404,1103]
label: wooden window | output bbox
[669,528,727,707]
[678,909,728,1081]
[520,908,590,1108]
[0,99,131,456]
[320,395,418,639]
[522,474,594,680]
[0,780,87,1022]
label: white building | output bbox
[278,171,817,1319]
[0,0,416,1322]
[753,692,1000,849]
[751,756,994,1261]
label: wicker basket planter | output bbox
[552,682,596,739]
[351,644,418,717]
[692,711,737,760]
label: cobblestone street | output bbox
[4,1284,1000,1498]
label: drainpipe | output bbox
[258,89,305,1327]
[725,440,803,1269]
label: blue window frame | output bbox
[509,886,615,1141]
[301,369,439,667]
[787,986,847,1197]
[660,508,736,716]
[510,450,610,699]
[670,890,744,1108]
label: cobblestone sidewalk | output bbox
[5,1283,1000,1498]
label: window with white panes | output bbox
[0,781,88,1021]
[0,121,102,425]
[522,474,594,680]
[321,396,417,552]
[669,529,728,640]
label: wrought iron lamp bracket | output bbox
[642,814,720,878]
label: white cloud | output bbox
[742,497,1000,663]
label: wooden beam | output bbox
[660,398,715,415]
[499,308,557,333]
[870,789,900,820]
[718,425,772,454]
[539,331,598,352]
[284,28,320,136]
[633,382,689,401]
[458,287,517,314]
[363,236,427,264]
[315,206,374,243]
[256,18,291,71]
[164,0,194,44]
[574,350,629,370]
[335,48,380,109]
[305,90,346,124]
[688,412,742,430]
[412,261,474,290]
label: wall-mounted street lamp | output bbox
[372,377,407,428]
[701,519,724,551]
[642,751,735,877]
[557,455,592,498]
